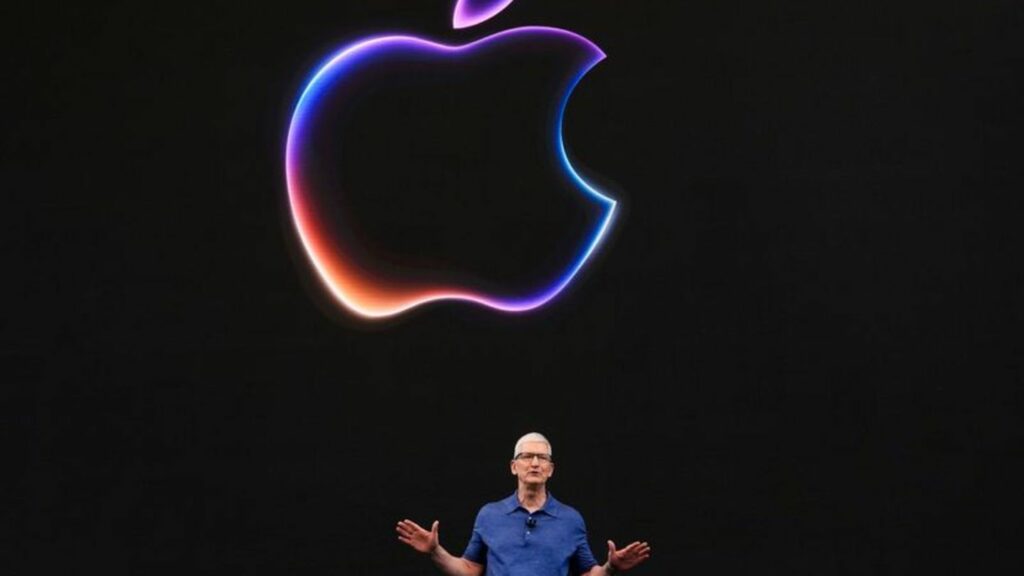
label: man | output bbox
[397,432,651,576]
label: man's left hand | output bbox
[606,539,651,572]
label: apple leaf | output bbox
[452,0,515,29]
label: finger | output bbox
[607,540,617,554]
[432,520,439,535]
[629,548,651,560]
[401,519,426,532]
[396,521,419,535]
[621,546,649,561]
[624,541,649,556]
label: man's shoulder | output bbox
[548,496,586,522]
[476,493,517,516]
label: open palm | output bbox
[607,540,652,571]
[396,519,440,554]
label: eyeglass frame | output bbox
[513,452,554,463]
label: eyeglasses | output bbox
[514,452,553,463]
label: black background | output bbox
[4,1,1022,574]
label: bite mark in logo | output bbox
[285,0,618,319]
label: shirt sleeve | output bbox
[462,509,488,565]
[570,517,599,575]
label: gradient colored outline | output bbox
[453,0,515,29]
[286,27,617,319]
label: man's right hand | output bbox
[396,519,440,555]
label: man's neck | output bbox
[517,485,547,513]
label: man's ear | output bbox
[510,460,517,475]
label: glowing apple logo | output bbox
[285,0,617,319]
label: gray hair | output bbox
[513,432,552,458]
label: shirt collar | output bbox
[502,491,561,517]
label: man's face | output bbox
[510,440,554,487]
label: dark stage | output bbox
[3,1,1021,574]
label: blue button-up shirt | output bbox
[463,493,598,576]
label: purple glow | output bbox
[286,27,616,319]
[453,0,515,29]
